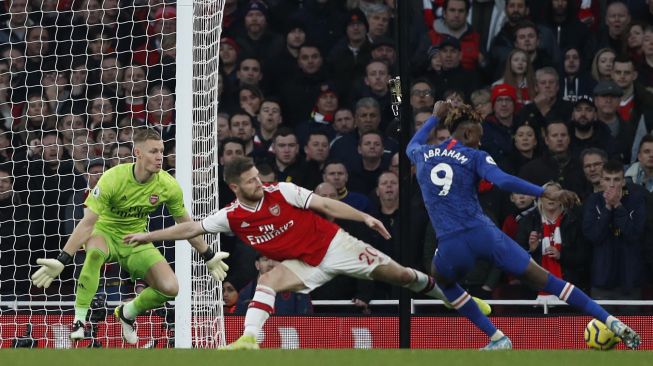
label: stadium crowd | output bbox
[1,0,653,315]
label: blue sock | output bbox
[442,283,497,337]
[542,273,610,323]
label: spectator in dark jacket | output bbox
[583,160,646,305]
[481,83,518,167]
[520,120,585,195]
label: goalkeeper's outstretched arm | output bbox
[62,209,99,256]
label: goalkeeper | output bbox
[31,129,229,344]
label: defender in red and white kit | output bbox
[124,157,491,350]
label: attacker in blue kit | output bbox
[407,101,640,350]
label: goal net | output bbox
[0,0,225,348]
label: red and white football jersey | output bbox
[202,182,340,266]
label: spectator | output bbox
[281,43,330,127]
[580,148,608,199]
[519,120,585,195]
[348,130,389,195]
[109,142,133,167]
[611,56,640,124]
[117,116,145,144]
[370,36,397,73]
[291,0,346,55]
[222,280,240,314]
[100,55,122,97]
[590,48,616,83]
[13,93,56,145]
[0,0,33,45]
[414,0,481,72]
[217,113,231,143]
[269,127,306,186]
[596,1,631,52]
[330,97,397,163]
[637,26,653,107]
[270,19,305,84]
[118,65,148,122]
[481,84,518,166]
[65,133,90,175]
[559,47,596,101]
[625,135,653,192]
[593,80,635,163]
[364,3,392,43]
[218,137,245,208]
[256,162,276,183]
[426,36,479,101]
[501,192,536,240]
[513,21,555,73]
[254,98,283,154]
[517,67,572,134]
[470,88,493,119]
[583,160,646,306]
[351,60,393,128]
[235,57,264,90]
[369,171,399,256]
[303,131,330,191]
[234,0,284,72]
[295,82,338,147]
[229,111,256,157]
[541,0,591,54]
[219,37,240,94]
[569,95,612,159]
[146,84,175,128]
[625,21,646,66]
[505,123,539,175]
[332,107,356,141]
[322,160,369,212]
[164,142,175,176]
[494,48,535,106]
[238,84,263,121]
[236,255,312,315]
[517,181,591,292]
[328,8,372,103]
[87,95,116,130]
[409,79,435,111]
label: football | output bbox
[584,319,621,350]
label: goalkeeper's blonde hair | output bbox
[132,128,162,144]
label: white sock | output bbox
[74,307,88,323]
[243,285,276,338]
[490,330,505,341]
[405,269,447,301]
[123,301,138,320]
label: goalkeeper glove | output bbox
[202,248,230,282]
[31,251,73,289]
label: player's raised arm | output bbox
[309,194,391,239]
[406,100,451,154]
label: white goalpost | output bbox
[0,0,225,348]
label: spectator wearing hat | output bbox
[519,120,586,195]
[569,95,613,160]
[219,37,241,96]
[235,0,284,72]
[593,79,635,164]
[481,83,518,168]
[425,36,479,101]
[328,8,373,103]
[370,36,397,74]
[295,82,339,147]
[269,19,306,86]
[280,43,331,127]
[413,0,481,72]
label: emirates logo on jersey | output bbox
[149,194,159,205]
[269,204,281,216]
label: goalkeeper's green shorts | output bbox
[92,229,166,281]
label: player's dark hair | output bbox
[442,103,482,133]
[132,128,161,144]
[224,156,255,184]
[602,160,624,175]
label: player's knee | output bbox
[398,268,415,286]
[158,278,179,297]
[85,248,106,265]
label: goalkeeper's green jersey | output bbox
[85,163,187,236]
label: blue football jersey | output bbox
[408,138,497,238]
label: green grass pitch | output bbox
[2,349,652,366]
